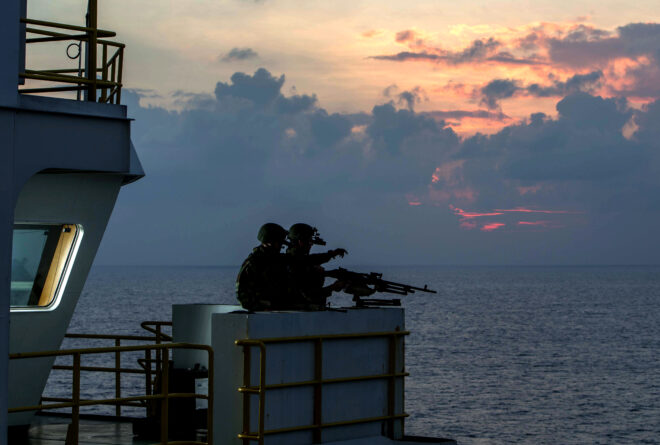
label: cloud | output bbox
[481,222,505,231]
[107,70,660,266]
[372,21,660,107]
[215,68,285,105]
[480,79,520,109]
[395,30,416,43]
[425,110,510,121]
[221,47,259,62]
[371,36,545,66]
[479,71,604,109]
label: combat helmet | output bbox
[257,223,288,244]
[288,223,326,245]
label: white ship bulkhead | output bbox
[0,0,143,437]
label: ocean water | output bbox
[49,265,660,444]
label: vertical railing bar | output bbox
[207,348,214,445]
[100,42,107,102]
[313,338,323,443]
[115,338,121,417]
[145,349,153,396]
[160,347,169,444]
[258,343,266,445]
[71,352,81,445]
[400,330,405,438]
[86,0,98,101]
[110,60,116,103]
[155,324,162,382]
[242,345,251,445]
[387,333,397,438]
[116,46,124,104]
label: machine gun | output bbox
[324,267,437,307]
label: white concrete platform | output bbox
[173,305,409,445]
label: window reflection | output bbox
[11,224,80,308]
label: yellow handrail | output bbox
[236,330,409,444]
[18,0,124,104]
[10,342,214,445]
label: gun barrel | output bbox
[324,268,437,295]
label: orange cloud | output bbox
[451,205,503,219]
[494,207,582,214]
[481,222,505,231]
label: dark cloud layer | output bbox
[102,68,660,266]
[221,47,259,62]
[479,71,603,109]
[371,36,545,66]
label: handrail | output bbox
[52,322,173,417]
[9,342,214,445]
[18,0,124,104]
[141,321,174,342]
[21,17,116,37]
[236,330,409,444]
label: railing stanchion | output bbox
[145,348,153,396]
[387,334,396,438]
[160,347,170,444]
[313,338,323,443]
[115,338,121,417]
[258,343,267,445]
[101,42,108,102]
[242,345,251,445]
[86,0,98,101]
[71,352,81,445]
[116,46,124,103]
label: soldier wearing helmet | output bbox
[285,223,347,309]
[235,223,290,311]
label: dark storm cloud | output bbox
[309,110,352,149]
[548,23,660,68]
[395,30,416,43]
[215,68,284,105]
[105,69,660,266]
[371,38,501,64]
[382,85,427,110]
[425,110,509,121]
[371,37,543,66]
[221,47,259,62]
[479,71,603,109]
[371,51,443,62]
[447,92,649,208]
[480,79,520,109]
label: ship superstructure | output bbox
[1,3,457,445]
[0,0,143,439]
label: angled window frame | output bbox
[10,223,84,312]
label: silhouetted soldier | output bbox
[235,223,289,311]
[285,223,347,309]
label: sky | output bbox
[27,0,660,265]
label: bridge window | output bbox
[10,224,82,310]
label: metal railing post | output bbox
[115,338,121,417]
[85,0,98,101]
[258,344,267,445]
[242,345,252,445]
[100,43,108,102]
[387,334,396,438]
[70,352,81,445]
[313,338,323,443]
[145,348,153,396]
[207,348,214,445]
[160,347,170,445]
[116,46,124,103]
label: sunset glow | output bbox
[481,223,506,232]
[44,0,660,265]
